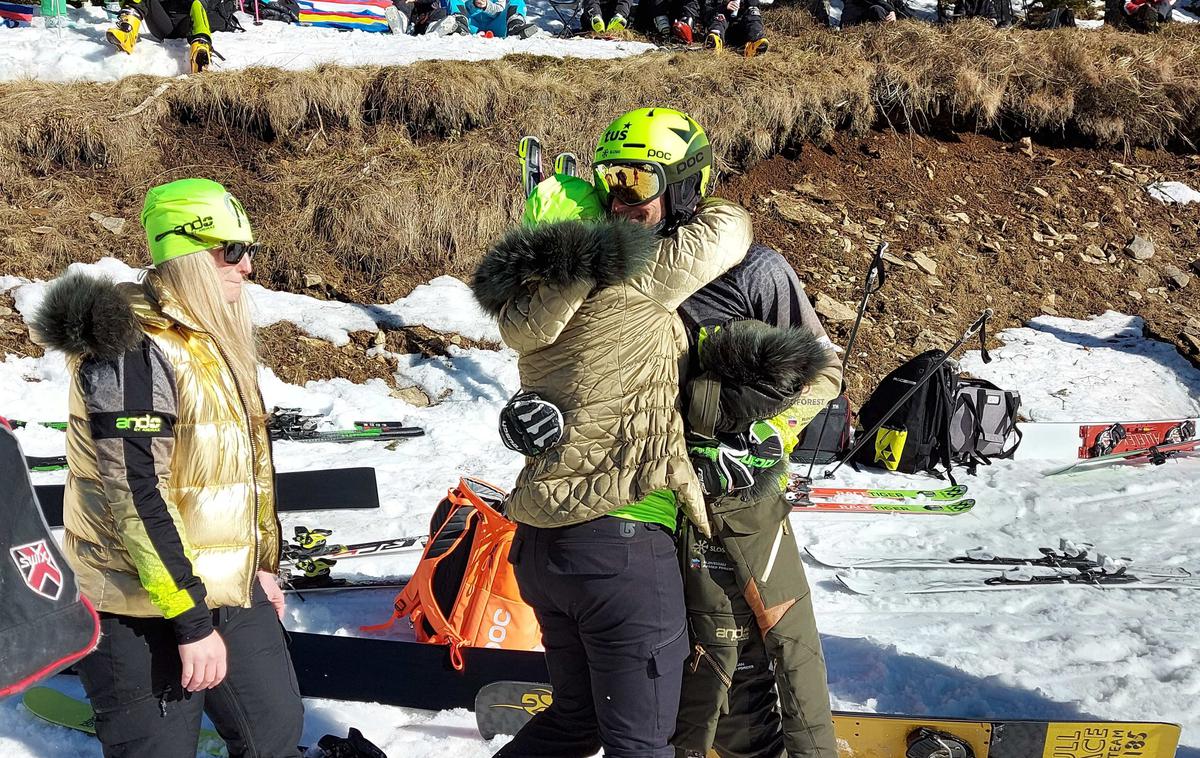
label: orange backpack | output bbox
[368,477,541,670]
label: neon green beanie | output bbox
[522,175,604,226]
[141,178,254,266]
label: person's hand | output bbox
[473,0,486,8]
[726,0,740,12]
[257,570,286,620]
[179,631,227,692]
[884,10,897,20]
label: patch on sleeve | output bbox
[90,411,176,439]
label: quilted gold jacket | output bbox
[473,200,753,535]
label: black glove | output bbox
[499,391,563,457]
[688,439,755,497]
[307,727,387,758]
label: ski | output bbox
[26,454,67,472]
[267,408,423,443]
[281,526,427,563]
[477,681,1182,756]
[836,567,1200,595]
[1013,416,1200,461]
[805,543,1195,578]
[787,475,967,503]
[790,497,975,515]
[282,573,409,594]
[9,420,69,431]
[1044,438,1200,476]
[552,152,578,177]
[519,135,544,198]
[36,466,380,529]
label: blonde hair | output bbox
[152,251,265,417]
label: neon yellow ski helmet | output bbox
[523,175,605,225]
[593,107,712,219]
[141,178,254,266]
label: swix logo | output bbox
[11,540,64,601]
[116,414,163,433]
[154,215,214,242]
[485,608,511,649]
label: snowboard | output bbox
[35,466,380,528]
[21,686,226,755]
[474,681,1182,757]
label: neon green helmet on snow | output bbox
[141,178,254,266]
[523,174,605,225]
[593,107,712,223]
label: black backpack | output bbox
[791,394,851,466]
[205,0,245,32]
[851,350,958,480]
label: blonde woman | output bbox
[32,179,303,758]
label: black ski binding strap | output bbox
[906,726,974,758]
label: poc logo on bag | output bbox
[11,540,64,601]
[485,608,512,649]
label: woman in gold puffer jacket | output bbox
[32,178,303,758]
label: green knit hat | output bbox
[141,178,254,266]
[522,175,604,225]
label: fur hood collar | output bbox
[31,271,144,361]
[472,218,656,316]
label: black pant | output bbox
[495,517,690,758]
[77,583,305,758]
[128,0,205,39]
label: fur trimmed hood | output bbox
[31,271,143,361]
[701,319,834,432]
[472,219,657,316]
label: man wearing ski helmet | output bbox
[595,107,842,758]
[32,179,305,758]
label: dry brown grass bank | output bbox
[1,22,1199,302]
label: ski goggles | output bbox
[594,161,667,207]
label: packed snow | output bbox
[1,262,1198,757]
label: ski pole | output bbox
[823,308,994,480]
[800,240,888,484]
[253,0,261,24]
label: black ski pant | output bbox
[706,2,762,44]
[124,0,211,39]
[495,517,690,758]
[672,491,837,758]
[77,583,305,758]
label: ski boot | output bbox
[189,35,212,73]
[507,14,543,37]
[705,29,723,50]
[588,13,605,32]
[653,14,670,36]
[431,13,470,34]
[744,37,768,57]
[605,12,626,31]
[671,17,693,43]
[105,8,141,54]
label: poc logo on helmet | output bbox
[116,414,164,433]
[673,148,710,176]
[647,148,672,160]
[154,215,214,242]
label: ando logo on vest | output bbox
[115,414,165,434]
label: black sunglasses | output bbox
[154,228,259,264]
[221,241,260,265]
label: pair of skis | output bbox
[519,136,579,197]
[808,541,1200,594]
[280,526,424,594]
[786,474,974,515]
[266,408,424,444]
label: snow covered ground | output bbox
[1,262,1199,757]
[3,0,1197,84]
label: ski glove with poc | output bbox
[499,391,564,457]
[688,421,785,497]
